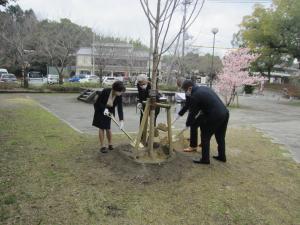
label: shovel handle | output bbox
[106,112,144,147]
[171,116,180,125]
[175,127,188,138]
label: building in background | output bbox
[76,43,149,80]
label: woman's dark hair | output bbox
[181,79,195,92]
[112,81,126,92]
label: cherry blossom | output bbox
[215,48,265,106]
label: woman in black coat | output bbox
[93,81,126,153]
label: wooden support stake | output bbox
[142,115,148,144]
[142,101,171,109]
[134,99,150,157]
[156,102,171,109]
[167,108,173,156]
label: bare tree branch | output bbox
[139,0,156,28]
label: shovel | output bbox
[157,115,180,132]
[105,111,144,148]
[172,127,188,142]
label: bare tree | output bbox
[37,19,92,84]
[0,5,37,88]
[0,0,15,7]
[140,0,205,156]
[93,42,117,84]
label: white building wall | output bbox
[77,55,92,67]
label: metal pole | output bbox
[181,1,187,78]
[209,28,218,88]
[92,33,95,75]
[181,0,191,78]
[210,33,216,88]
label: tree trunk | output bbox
[99,68,103,84]
[55,66,64,85]
[148,0,161,157]
[59,73,64,85]
[22,65,29,88]
[227,87,236,106]
[267,67,271,83]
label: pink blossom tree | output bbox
[215,48,265,106]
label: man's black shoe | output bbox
[108,145,114,150]
[193,159,210,164]
[213,156,226,162]
[100,147,108,153]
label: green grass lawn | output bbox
[280,100,300,107]
[0,96,299,225]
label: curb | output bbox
[0,90,80,94]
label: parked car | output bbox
[79,75,100,83]
[27,71,46,85]
[47,74,59,84]
[0,73,17,83]
[102,77,118,86]
[69,74,87,82]
[69,75,80,82]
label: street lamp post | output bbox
[181,0,192,78]
[210,27,218,88]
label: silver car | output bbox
[0,73,17,83]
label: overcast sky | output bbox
[17,0,272,56]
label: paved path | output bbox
[1,92,299,163]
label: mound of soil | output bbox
[97,143,199,185]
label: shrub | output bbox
[244,85,255,94]
[28,82,102,92]
[0,82,20,90]
[158,84,177,92]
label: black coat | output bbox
[178,95,191,116]
[92,88,124,129]
[137,83,161,104]
[137,83,161,115]
[186,86,228,127]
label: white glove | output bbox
[137,103,143,110]
[119,120,124,130]
[103,108,109,116]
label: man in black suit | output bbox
[176,78,201,152]
[177,94,202,152]
[181,80,229,164]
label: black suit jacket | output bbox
[94,88,124,120]
[178,95,191,116]
[186,86,228,127]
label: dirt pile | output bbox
[97,145,196,185]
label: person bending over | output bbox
[93,81,126,153]
[182,80,229,164]
[136,74,160,126]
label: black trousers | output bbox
[190,125,201,148]
[200,112,229,161]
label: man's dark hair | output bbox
[112,81,126,92]
[181,79,195,92]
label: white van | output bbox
[47,74,59,84]
[0,68,8,76]
[102,77,118,86]
[27,71,46,85]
